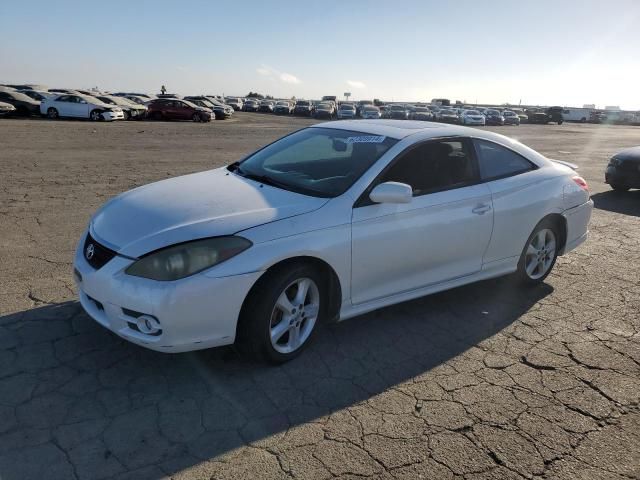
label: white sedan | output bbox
[40,94,125,121]
[74,120,593,363]
[460,110,486,125]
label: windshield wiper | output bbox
[235,168,291,190]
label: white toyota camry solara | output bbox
[74,120,593,363]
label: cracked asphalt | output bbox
[0,115,639,480]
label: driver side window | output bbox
[380,139,478,196]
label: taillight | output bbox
[572,176,589,191]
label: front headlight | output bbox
[125,236,252,281]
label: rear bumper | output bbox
[561,199,593,255]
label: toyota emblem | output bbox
[85,243,95,260]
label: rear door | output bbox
[351,138,494,305]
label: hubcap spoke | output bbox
[288,325,301,348]
[276,292,294,315]
[304,304,319,319]
[525,228,556,280]
[526,244,538,256]
[294,279,310,306]
[270,320,289,343]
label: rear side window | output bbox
[474,139,535,181]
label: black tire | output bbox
[89,109,103,121]
[558,120,563,125]
[611,184,630,192]
[47,108,59,119]
[515,218,560,285]
[237,263,327,364]
[152,111,163,121]
[123,110,130,121]
[192,113,201,122]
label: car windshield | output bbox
[231,127,398,198]
[440,109,454,114]
[318,104,331,110]
[363,106,379,111]
[297,101,309,106]
[503,111,515,116]
[466,110,480,115]
[276,102,289,106]
[415,107,429,112]
[339,104,354,110]
[182,100,200,108]
[97,97,116,105]
[487,110,500,115]
[391,105,405,111]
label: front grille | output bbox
[83,233,117,270]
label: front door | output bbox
[351,138,494,305]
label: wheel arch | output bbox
[539,213,568,255]
[240,255,343,326]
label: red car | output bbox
[147,99,212,122]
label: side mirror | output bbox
[369,182,413,204]
[333,139,347,152]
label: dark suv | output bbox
[147,99,212,122]
[528,106,564,124]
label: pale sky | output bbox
[1,0,639,109]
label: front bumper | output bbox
[605,165,640,188]
[102,111,125,121]
[74,231,262,353]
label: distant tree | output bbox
[265,94,274,99]
[246,91,265,99]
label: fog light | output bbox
[136,315,161,335]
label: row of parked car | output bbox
[0,84,238,122]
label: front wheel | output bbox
[47,108,59,119]
[192,113,201,122]
[89,109,103,121]
[237,264,325,363]
[516,220,559,285]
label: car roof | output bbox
[309,120,524,144]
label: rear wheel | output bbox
[237,264,325,364]
[516,220,559,285]
[47,108,59,119]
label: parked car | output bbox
[293,100,314,116]
[184,96,233,119]
[410,106,434,121]
[360,105,382,119]
[0,101,16,116]
[225,97,244,111]
[502,110,520,126]
[337,103,357,119]
[95,95,147,120]
[274,101,294,115]
[460,110,486,126]
[314,102,335,119]
[485,109,505,126]
[356,100,374,117]
[40,94,125,121]
[73,120,593,363]
[21,90,58,102]
[243,100,260,112]
[258,100,275,113]
[437,108,459,123]
[528,107,563,125]
[386,104,409,120]
[147,99,212,122]
[0,90,41,116]
[113,92,155,100]
[605,146,640,191]
[123,95,150,106]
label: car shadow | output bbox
[0,276,552,477]
[592,190,640,217]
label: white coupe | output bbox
[40,94,125,121]
[74,120,593,363]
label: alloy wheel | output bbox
[524,228,556,280]
[269,277,320,354]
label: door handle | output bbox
[472,203,492,215]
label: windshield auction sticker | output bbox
[345,135,386,144]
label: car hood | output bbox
[91,167,328,257]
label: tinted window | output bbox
[380,140,477,196]
[474,139,535,180]
[0,93,9,100]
